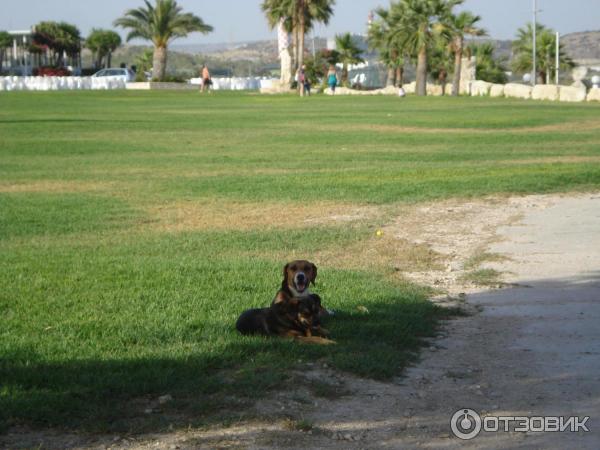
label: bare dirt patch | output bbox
[145,200,382,232]
[383,196,529,294]
[0,180,117,194]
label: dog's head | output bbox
[285,297,318,329]
[283,260,317,296]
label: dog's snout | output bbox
[296,272,306,282]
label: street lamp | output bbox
[532,0,542,86]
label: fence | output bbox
[0,76,126,91]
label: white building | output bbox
[2,30,35,75]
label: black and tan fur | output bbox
[236,261,334,344]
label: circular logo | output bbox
[451,409,482,440]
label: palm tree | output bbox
[448,11,486,96]
[334,33,364,86]
[468,42,508,84]
[512,23,573,84]
[388,0,461,96]
[0,31,12,73]
[86,29,122,69]
[114,0,213,81]
[368,6,407,87]
[262,0,335,95]
[429,34,453,94]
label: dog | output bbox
[236,260,334,344]
[272,260,330,334]
[236,296,334,344]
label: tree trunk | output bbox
[416,46,427,96]
[395,66,403,87]
[291,26,298,72]
[298,8,305,96]
[153,46,167,81]
[439,70,447,96]
[386,67,395,87]
[342,63,348,86]
[451,38,462,96]
[107,51,112,68]
[0,49,4,73]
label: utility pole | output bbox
[555,31,560,84]
[532,0,537,86]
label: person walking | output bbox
[297,65,311,97]
[201,65,211,93]
[302,65,311,96]
[327,65,338,94]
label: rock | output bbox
[572,66,588,83]
[260,83,295,95]
[532,84,559,101]
[471,80,492,96]
[504,83,532,100]
[571,80,588,89]
[427,84,444,96]
[587,88,600,102]
[158,394,173,404]
[489,84,505,98]
[559,85,587,102]
[378,85,399,95]
[403,81,416,94]
[460,56,477,95]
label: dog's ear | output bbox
[310,263,318,285]
[283,263,290,284]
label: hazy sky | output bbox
[2,0,599,43]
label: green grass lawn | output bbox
[1,91,599,432]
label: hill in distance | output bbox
[173,30,600,65]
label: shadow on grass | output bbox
[0,298,443,434]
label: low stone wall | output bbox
[323,85,400,96]
[559,85,587,102]
[532,85,560,101]
[490,84,505,98]
[471,80,493,96]
[302,78,600,103]
[587,88,600,102]
[504,83,533,100]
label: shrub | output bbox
[33,66,72,77]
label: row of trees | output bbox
[2,0,576,87]
[0,21,121,71]
[0,31,12,72]
[261,0,335,94]
[109,0,576,87]
[367,0,485,96]
[258,0,515,95]
[367,0,574,94]
[0,0,213,79]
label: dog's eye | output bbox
[290,265,297,271]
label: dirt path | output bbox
[4,193,599,449]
